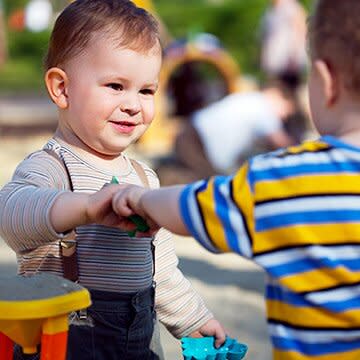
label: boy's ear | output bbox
[45,67,69,109]
[314,59,339,107]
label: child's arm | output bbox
[0,152,129,254]
[114,165,255,256]
[50,184,124,233]
[153,229,226,348]
[112,185,188,235]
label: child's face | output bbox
[60,34,162,156]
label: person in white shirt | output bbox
[174,83,297,178]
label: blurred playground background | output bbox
[0,0,315,358]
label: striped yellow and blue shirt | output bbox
[180,136,360,360]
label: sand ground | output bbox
[0,133,271,359]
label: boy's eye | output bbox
[140,88,155,95]
[107,83,123,91]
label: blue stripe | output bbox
[180,184,201,241]
[180,181,219,252]
[322,296,360,312]
[265,257,360,277]
[257,210,360,231]
[253,162,360,182]
[266,284,308,307]
[322,135,360,153]
[247,158,256,192]
[272,335,360,355]
[266,284,360,312]
[213,176,241,253]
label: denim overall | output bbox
[66,285,158,360]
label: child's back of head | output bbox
[309,0,360,95]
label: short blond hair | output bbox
[309,0,360,93]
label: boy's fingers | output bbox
[214,335,226,348]
[112,192,134,217]
[115,219,137,231]
[145,217,160,231]
[214,328,227,348]
[188,330,202,338]
[134,230,157,237]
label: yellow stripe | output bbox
[197,177,229,252]
[284,140,330,155]
[232,163,255,239]
[274,348,360,360]
[255,174,360,203]
[267,300,359,328]
[280,267,360,293]
[254,223,360,254]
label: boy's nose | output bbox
[119,93,141,116]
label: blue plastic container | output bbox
[181,336,248,360]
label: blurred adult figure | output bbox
[260,0,307,90]
[173,83,300,180]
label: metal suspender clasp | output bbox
[78,309,88,320]
[60,230,77,256]
[60,239,76,249]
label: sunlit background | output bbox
[0,1,314,358]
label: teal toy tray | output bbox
[181,336,248,360]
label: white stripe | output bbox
[307,283,360,303]
[219,178,252,257]
[256,196,360,218]
[252,147,360,172]
[256,245,360,268]
[252,150,332,171]
[340,148,360,162]
[269,323,360,343]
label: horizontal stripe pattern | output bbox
[179,136,360,359]
[0,138,213,338]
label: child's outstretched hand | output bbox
[189,318,227,348]
[112,185,160,236]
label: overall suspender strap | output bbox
[129,160,156,280]
[44,149,154,284]
[43,148,79,282]
[129,159,150,187]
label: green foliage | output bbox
[0,58,45,94]
[8,30,50,61]
[156,0,312,76]
[0,0,313,93]
[3,0,27,16]
[0,30,50,93]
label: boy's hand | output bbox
[51,184,129,233]
[189,318,226,348]
[112,185,160,235]
[85,184,128,228]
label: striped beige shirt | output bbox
[0,138,212,337]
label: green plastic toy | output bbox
[111,176,150,236]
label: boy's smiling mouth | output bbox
[110,120,137,134]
